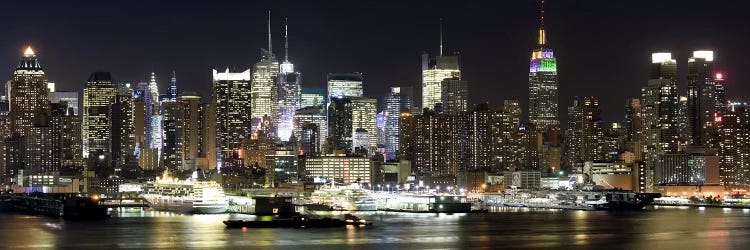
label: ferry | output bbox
[305,183,378,211]
[483,188,660,211]
[142,170,228,214]
[371,192,473,213]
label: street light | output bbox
[377,184,381,192]
[387,184,391,193]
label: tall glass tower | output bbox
[528,0,559,129]
[276,19,301,142]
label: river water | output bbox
[1,206,749,249]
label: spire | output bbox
[267,10,272,53]
[284,17,289,62]
[538,0,547,45]
[439,18,444,56]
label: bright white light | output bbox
[693,50,714,61]
[651,52,672,63]
[24,46,35,56]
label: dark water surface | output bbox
[1,206,749,249]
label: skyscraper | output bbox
[251,12,280,129]
[440,77,468,115]
[687,50,724,146]
[718,102,750,186]
[83,71,117,170]
[413,108,463,184]
[110,83,134,168]
[213,68,253,169]
[383,87,413,160]
[275,19,301,142]
[351,97,377,154]
[327,96,353,153]
[294,106,327,155]
[564,96,604,168]
[179,94,204,171]
[327,73,363,102]
[528,1,559,129]
[642,53,679,158]
[9,47,49,137]
[301,88,325,109]
[422,20,461,111]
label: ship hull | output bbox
[144,196,228,214]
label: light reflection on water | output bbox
[1,206,750,249]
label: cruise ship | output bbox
[306,184,378,211]
[142,171,228,214]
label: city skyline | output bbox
[1,0,748,125]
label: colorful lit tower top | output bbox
[528,0,559,129]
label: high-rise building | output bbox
[83,71,117,170]
[642,53,680,159]
[9,47,49,137]
[494,100,523,172]
[213,68,253,169]
[327,97,353,153]
[623,98,643,160]
[440,77,468,115]
[179,94,203,171]
[299,123,320,157]
[465,103,495,172]
[718,102,750,186]
[303,151,374,184]
[161,100,182,171]
[564,97,604,168]
[383,87,413,160]
[294,106,327,155]
[327,73,363,103]
[51,91,79,116]
[413,108,463,183]
[275,21,301,142]
[422,20,461,111]
[251,13,279,128]
[351,97,377,154]
[301,88,325,109]
[687,51,725,147]
[266,144,299,185]
[146,73,162,151]
[110,83,134,168]
[398,110,415,163]
[528,1,559,129]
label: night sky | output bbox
[1,0,748,124]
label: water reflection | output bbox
[1,206,750,249]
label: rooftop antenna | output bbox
[284,17,289,62]
[439,18,444,56]
[267,10,272,53]
[538,0,547,45]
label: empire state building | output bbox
[528,0,559,129]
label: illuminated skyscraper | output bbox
[642,52,679,158]
[83,71,117,169]
[440,77,468,115]
[9,47,49,137]
[564,97,604,168]
[718,102,750,186]
[111,83,134,168]
[327,97,353,153]
[251,12,280,128]
[422,20,460,110]
[327,73,363,102]
[383,87,413,160]
[351,97,377,154]
[275,19,301,142]
[687,50,725,146]
[179,94,204,171]
[213,68,253,169]
[294,106,327,154]
[528,1,559,129]
[301,88,325,109]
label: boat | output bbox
[371,192,473,213]
[306,183,378,211]
[486,189,660,211]
[223,214,371,228]
[142,170,228,214]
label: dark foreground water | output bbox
[1,206,750,249]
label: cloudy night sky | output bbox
[0,0,748,124]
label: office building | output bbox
[327,73,363,102]
[528,3,559,129]
[351,97,377,153]
[440,77,468,115]
[83,71,117,170]
[213,68,253,169]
